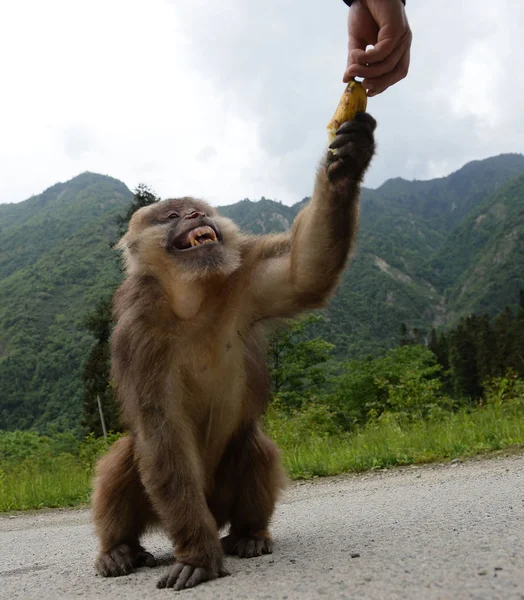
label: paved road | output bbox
[1,454,523,600]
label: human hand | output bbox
[343,0,412,96]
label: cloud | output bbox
[0,0,522,207]
[195,146,218,163]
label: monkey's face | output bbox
[120,197,241,281]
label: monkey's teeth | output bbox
[185,226,217,248]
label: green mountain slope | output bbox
[429,174,524,321]
[0,173,131,431]
[377,153,524,232]
[1,154,524,432]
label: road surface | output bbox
[1,454,523,599]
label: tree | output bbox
[115,183,160,240]
[400,322,410,346]
[268,314,335,410]
[330,345,445,430]
[82,184,160,435]
[81,296,121,435]
[448,318,482,401]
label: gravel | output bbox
[1,454,523,600]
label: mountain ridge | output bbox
[1,153,524,431]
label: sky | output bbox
[1,0,522,207]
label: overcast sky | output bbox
[1,0,522,206]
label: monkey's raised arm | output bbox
[250,113,376,318]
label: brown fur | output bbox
[92,113,376,590]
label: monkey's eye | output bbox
[166,212,180,220]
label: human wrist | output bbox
[344,0,406,6]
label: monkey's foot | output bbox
[157,562,230,591]
[221,532,273,558]
[95,543,156,577]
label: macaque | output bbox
[92,113,376,590]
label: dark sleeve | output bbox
[342,0,405,5]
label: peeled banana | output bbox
[326,79,367,145]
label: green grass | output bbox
[0,455,92,511]
[277,403,524,479]
[1,401,523,512]
[0,431,112,512]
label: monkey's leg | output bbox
[92,436,157,577]
[219,423,286,558]
[134,426,229,591]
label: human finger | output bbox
[364,46,410,96]
[345,36,407,80]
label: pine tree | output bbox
[81,296,121,435]
[449,319,482,401]
[475,314,495,383]
[494,306,515,376]
[400,323,410,346]
[115,183,160,240]
[428,328,450,371]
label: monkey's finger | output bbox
[96,554,116,577]
[136,550,156,568]
[257,538,273,555]
[218,566,231,578]
[184,567,211,589]
[335,115,376,137]
[105,555,120,577]
[112,546,134,574]
[332,144,360,159]
[243,539,257,558]
[329,129,373,151]
[157,563,184,588]
[253,539,265,556]
[173,565,197,590]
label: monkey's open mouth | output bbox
[176,225,219,250]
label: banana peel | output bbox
[327,79,367,145]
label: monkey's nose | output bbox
[186,211,204,220]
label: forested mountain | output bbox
[1,154,524,431]
[0,174,131,431]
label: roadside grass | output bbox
[1,401,523,512]
[275,402,524,478]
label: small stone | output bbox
[289,559,296,564]
[351,553,360,559]
[478,570,487,576]
[450,458,462,465]
[494,567,503,571]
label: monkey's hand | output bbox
[222,532,273,558]
[95,543,156,577]
[157,556,229,591]
[326,112,376,184]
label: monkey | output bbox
[91,112,376,591]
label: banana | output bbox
[326,79,368,145]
